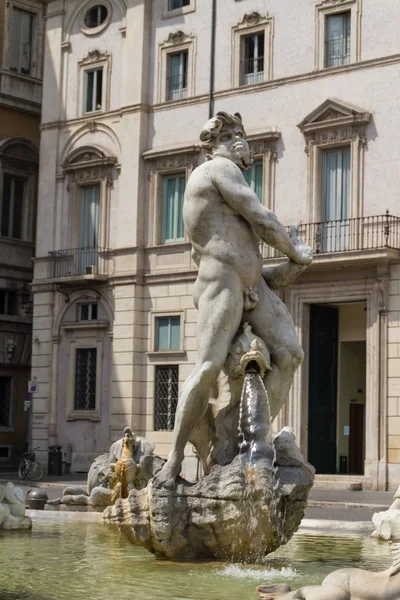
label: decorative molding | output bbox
[5,339,16,363]
[298,98,371,223]
[166,30,190,45]
[239,12,265,26]
[81,49,109,65]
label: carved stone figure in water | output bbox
[156,111,313,487]
[256,543,400,600]
[53,428,162,507]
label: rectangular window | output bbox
[78,302,98,321]
[243,160,263,203]
[0,290,18,316]
[325,12,351,67]
[83,67,103,113]
[79,185,100,274]
[10,8,34,75]
[0,377,12,428]
[156,316,180,351]
[167,51,188,101]
[321,147,351,251]
[154,365,179,431]
[162,174,185,243]
[74,348,97,410]
[242,32,265,85]
[1,174,25,240]
[168,0,190,8]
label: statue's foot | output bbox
[256,584,292,599]
[152,457,181,490]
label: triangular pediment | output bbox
[298,98,371,132]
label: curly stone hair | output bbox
[199,111,246,160]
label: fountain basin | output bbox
[0,519,393,600]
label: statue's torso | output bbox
[184,161,263,290]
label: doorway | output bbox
[308,302,366,475]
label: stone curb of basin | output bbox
[300,518,375,533]
[27,508,375,534]
[26,509,103,522]
[307,500,390,511]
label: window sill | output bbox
[147,351,186,358]
[67,410,101,422]
[61,320,109,331]
[0,427,15,433]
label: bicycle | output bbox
[18,447,43,481]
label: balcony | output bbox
[262,213,400,266]
[48,247,110,282]
[241,57,264,86]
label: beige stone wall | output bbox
[387,264,400,481]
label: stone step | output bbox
[313,475,363,491]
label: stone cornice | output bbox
[143,143,201,161]
[40,103,149,131]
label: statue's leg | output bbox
[155,272,244,487]
[244,277,304,420]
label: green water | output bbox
[0,520,392,600]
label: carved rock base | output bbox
[104,434,314,562]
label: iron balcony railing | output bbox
[167,74,188,101]
[48,247,109,279]
[325,35,350,67]
[241,57,264,85]
[261,213,400,260]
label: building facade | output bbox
[0,0,43,467]
[33,0,400,489]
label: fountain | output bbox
[103,111,315,561]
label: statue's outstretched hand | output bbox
[290,225,313,265]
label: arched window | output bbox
[0,138,38,243]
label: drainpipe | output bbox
[209,0,217,118]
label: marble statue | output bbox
[156,111,313,488]
[372,485,400,541]
[0,482,32,530]
[256,542,400,599]
[51,428,162,508]
[104,112,315,561]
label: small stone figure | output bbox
[110,428,137,503]
[256,543,400,599]
[0,482,32,530]
[52,428,161,508]
[372,485,400,541]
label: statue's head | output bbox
[199,111,252,170]
[123,427,136,450]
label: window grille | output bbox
[242,33,265,85]
[244,160,263,203]
[1,174,25,240]
[0,377,11,428]
[75,348,97,410]
[156,316,180,351]
[154,365,179,431]
[325,12,351,67]
[167,52,188,101]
